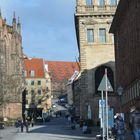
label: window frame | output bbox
[31,80,34,86]
[87,29,94,43]
[24,70,27,77]
[38,89,41,95]
[38,80,41,85]
[30,70,35,77]
[99,28,106,43]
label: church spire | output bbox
[17,16,21,34]
[0,8,2,27]
[12,11,16,31]
[0,8,2,18]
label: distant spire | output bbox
[13,11,16,19]
[4,18,6,23]
[0,8,2,18]
[17,16,21,34]
[12,11,16,31]
[18,16,20,24]
[0,8,2,27]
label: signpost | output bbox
[98,68,113,140]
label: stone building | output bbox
[110,0,140,121]
[75,0,119,123]
[46,61,79,98]
[0,11,24,119]
[24,58,51,119]
[66,70,79,106]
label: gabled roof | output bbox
[24,58,45,78]
[46,61,80,82]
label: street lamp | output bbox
[117,86,123,112]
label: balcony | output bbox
[76,5,117,15]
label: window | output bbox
[38,80,41,85]
[24,70,27,77]
[30,70,35,77]
[87,29,94,42]
[31,80,34,86]
[86,0,93,6]
[99,28,106,43]
[98,0,105,6]
[38,89,41,95]
[110,0,117,6]
[31,90,35,98]
[38,99,41,104]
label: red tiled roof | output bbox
[46,61,80,82]
[24,58,45,78]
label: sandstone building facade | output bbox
[75,0,119,123]
[0,12,24,119]
[110,0,140,121]
[24,58,51,119]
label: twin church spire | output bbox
[12,11,21,34]
[0,9,21,34]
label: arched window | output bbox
[95,65,114,93]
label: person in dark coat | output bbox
[20,120,24,132]
[15,120,20,133]
[129,106,140,140]
[114,113,125,140]
[25,120,29,133]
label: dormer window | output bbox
[30,70,35,77]
[24,70,27,77]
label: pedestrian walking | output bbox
[15,120,20,133]
[31,119,34,127]
[25,120,29,133]
[68,115,71,126]
[113,113,125,140]
[129,106,140,140]
[20,120,24,132]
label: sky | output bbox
[0,0,79,61]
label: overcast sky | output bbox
[1,0,79,61]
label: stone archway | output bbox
[95,65,114,93]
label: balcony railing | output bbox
[76,5,117,14]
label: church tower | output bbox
[75,0,119,123]
[0,10,24,119]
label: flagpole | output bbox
[105,68,109,140]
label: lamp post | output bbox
[117,86,123,112]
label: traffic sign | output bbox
[98,74,113,92]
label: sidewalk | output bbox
[88,126,133,140]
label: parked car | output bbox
[0,122,5,129]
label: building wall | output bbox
[0,13,24,119]
[110,0,140,122]
[25,77,51,112]
[66,84,73,105]
[75,0,118,122]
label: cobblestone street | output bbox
[0,117,98,140]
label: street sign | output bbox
[98,74,113,92]
[99,99,105,107]
[108,108,114,128]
